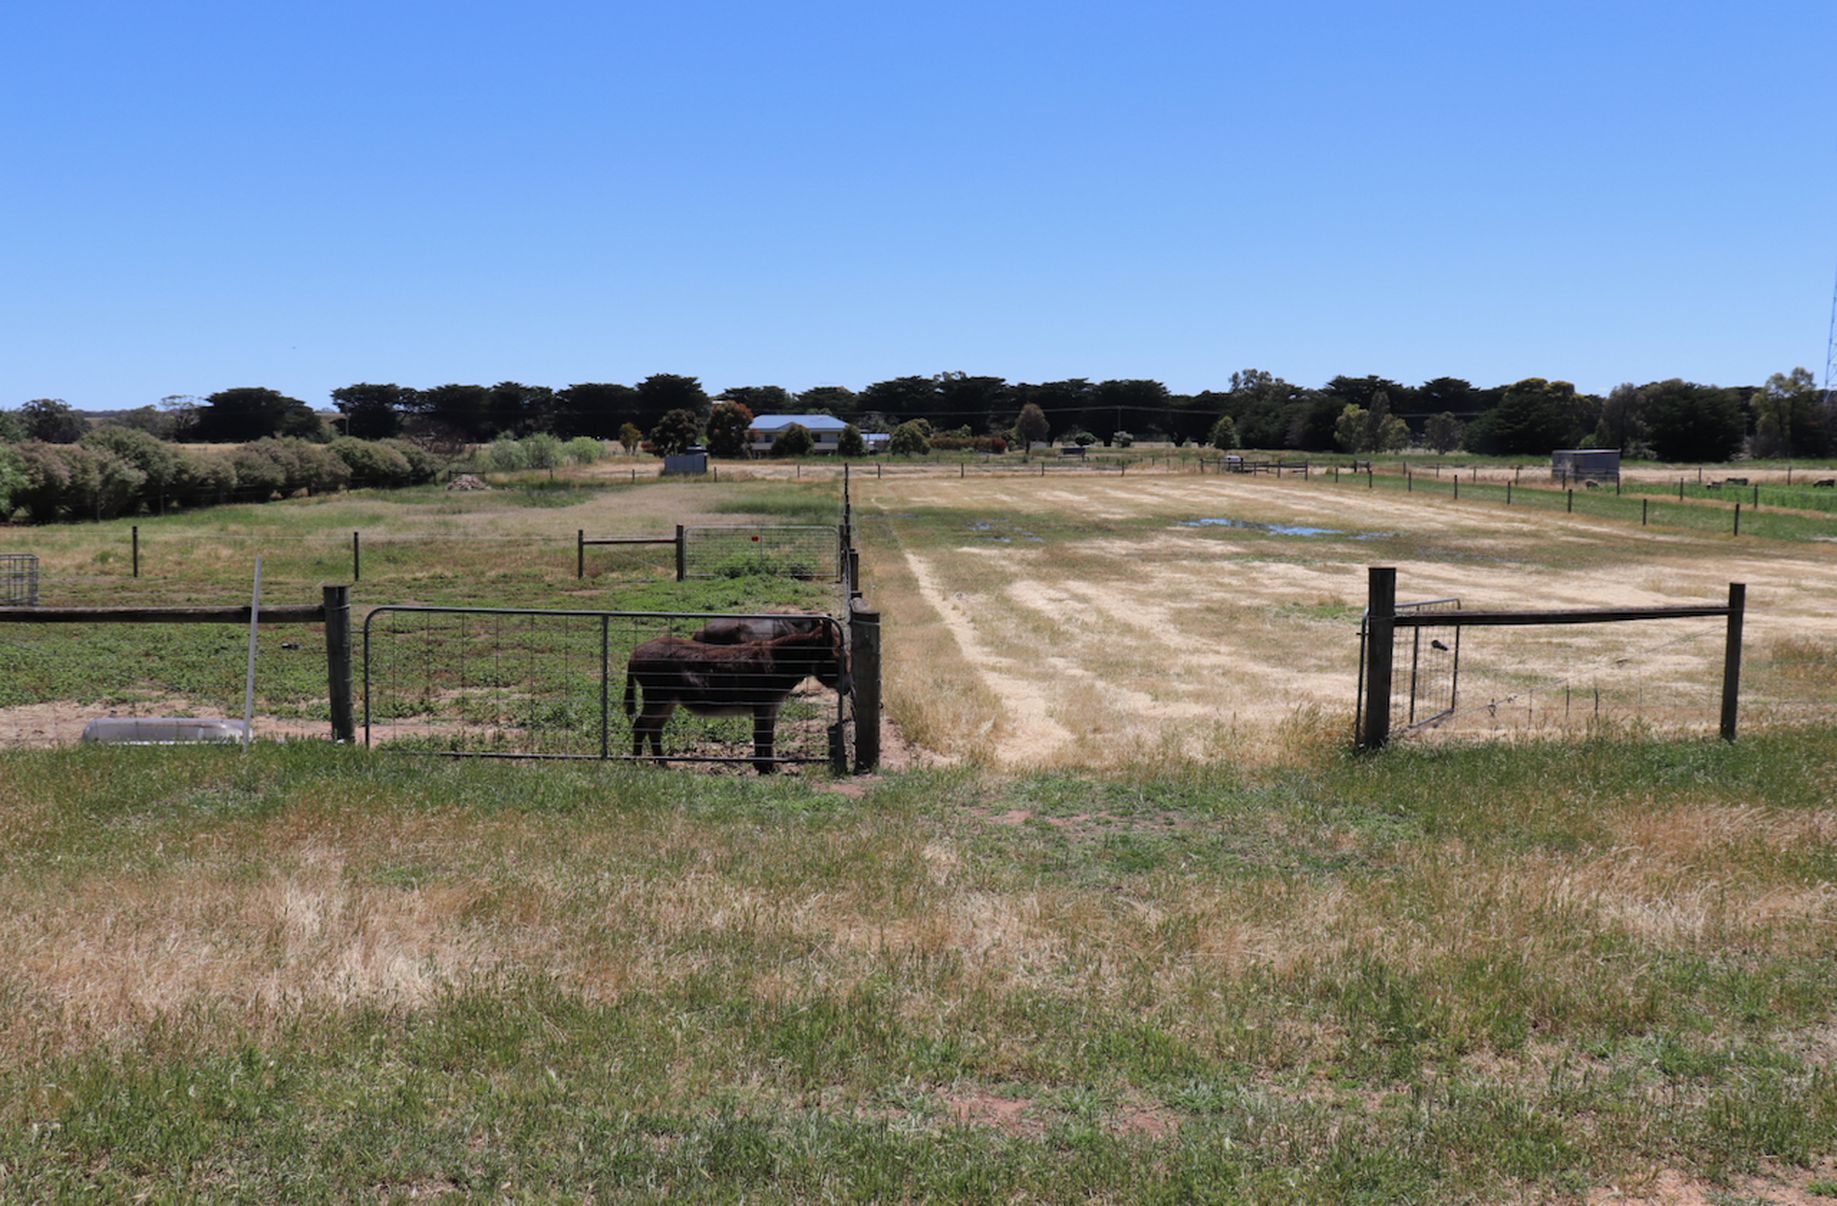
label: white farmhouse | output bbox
[747,414,851,455]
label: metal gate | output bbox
[679,525,843,582]
[1356,596,1461,739]
[363,606,848,770]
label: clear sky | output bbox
[3,0,1833,408]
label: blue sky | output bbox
[3,1,1833,408]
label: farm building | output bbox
[748,414,850,455]
[1551,449,1620,483]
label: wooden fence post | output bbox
[1360,567,1397,750]
[352,531,361,583]
[848,548,861,599]
[1720,583,1745,742]
[674,525,686,581]
[1733,502,1741,536]
[1567,489,1574,513]
[577,529,585,579]
[131,526,139,578]
[849,599,881,772]
[1642,499,1648,526]
[1506,482,1512,505]
[323,584,355,744]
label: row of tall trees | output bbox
[9,369,1832,462]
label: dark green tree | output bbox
[796,385,860,421]
[705,402,754,457]
[837,424,867,456]
[330,383,406,439]
[554,383,639,439]
[718,385,793,414]
[485,381,553,437]
[935,373,1011,434]
[1208,415,1239,450]
[859,376,939,426]
[635,375,710,430]
[1015,402,1050,447]
[1641,380,1746,462]
[648,408,703,456]
[1425,412,1464,454]
[1091,379,1170,442]
[194,388,322,442]
[771,423,814,457]
[1488,379,1588,454]
[888,420,930,456]
[18,398,87,443]
[407,383,491,442]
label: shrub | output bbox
[838,425,867,457]
[889,420,930,456]
[706,402,754,458]
[1208,416,1240,451]
[231,443,289,498]
[10,442,70,520]
[649,409,702,456]
[488,436,529,472]
[563,437,605,465]
[59,444,146,519]
[381,439,442,483]
[772,423,815,457]
[172,449,237,507]
[522,433,564,470]
[1112,430,1134,448]
[0,444,23,517]
[85,426,179,508]
[330,437,414,487]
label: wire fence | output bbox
[679,525,844,582]
[362,606,849,770]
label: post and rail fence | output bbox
[1356,567,1745,750]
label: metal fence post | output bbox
[352,531,361,582]
[577,529,585,579]
[323,584,355,744]
[1360,567,1397,750]
[1733,502,1741,536]
[131,526,139,578]
[850,599,881,772]
[1720,583,1745,742]
[674,525,686,581]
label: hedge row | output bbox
[0,431,443,522]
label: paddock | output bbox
[857,472,1837,766]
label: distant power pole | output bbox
[1825,266,1837,409]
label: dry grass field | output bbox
[2,465,1835,1201]
[858,471,1837,766]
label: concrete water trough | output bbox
[81,717,251,745]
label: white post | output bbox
[242,557,262,748]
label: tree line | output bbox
[6,367,1833,463]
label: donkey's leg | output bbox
[637,699,675,763]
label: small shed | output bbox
[1551,449,1620,484]
[663,446,709,476]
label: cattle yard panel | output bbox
[1356,595,1461,742]
[679,525,844,582]
[0,554,39,606]
[362,605,849,771]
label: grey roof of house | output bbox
[748,414,850,433]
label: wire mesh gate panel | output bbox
[0,555,39,606]
[363,606,848,769]
[1357,597,1461,739]
[680,526,843,581]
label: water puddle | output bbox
[968,519,1044,543]
[1181,517,1393,540]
